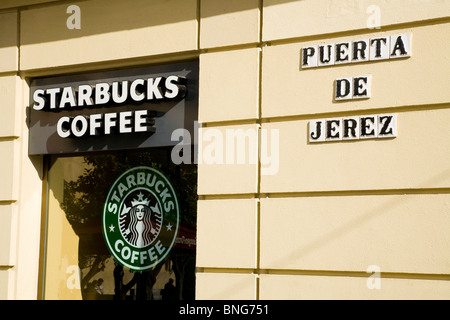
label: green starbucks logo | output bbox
[102,166,179,271]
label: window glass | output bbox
[42,148,197,300]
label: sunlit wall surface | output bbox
[0,0,449,300]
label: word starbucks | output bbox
[32,75,187,138]
[309,114,397,143]
[33,76,186,110]
[302,34,411,68]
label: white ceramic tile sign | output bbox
[335,75,371,101]
[301,33,410,143]
[301,33,412,68]
[309,114,397,143]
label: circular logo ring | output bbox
[102,166,179,271]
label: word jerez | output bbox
[32,76,187,138]
[309,114,397,143]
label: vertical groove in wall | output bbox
[256,199,261,300]
[37,156,50,300]
[8,8,22,299]
[16,9,20,72]
[17,9,22,72]
[197,0,201,51]
[256,0,264,301]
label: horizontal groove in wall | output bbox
[263,16,450,47]
[201,42,260,54]
[0,200,16,205]
[19,50,201,78]
[0,0,85,13]
[20,43,262,78]
[199,194,258,201]
[197,267,450,281]
[0,71,19,78]
[0,137,20,142]
[6,4,447,38]
[0,266,14,270]
[261,103,450,123]
[200,119,260,127]
[199,188,450,200]
[199,103,450,128]
[13,19,450,78]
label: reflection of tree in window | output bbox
[60,148,197,300]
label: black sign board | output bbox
[28,60,198,155]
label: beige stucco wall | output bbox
[0,0,449,300]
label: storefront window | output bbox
[41,148,197,300]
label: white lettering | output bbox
[119,111,132,133]
[33,89,46,110]
[71,115,88,137]
[59,87,77,108]
[165,76,184,99]
[121,246,131,260]
[46,88,61,109]
[130,79,145,102]
[57,116,71,138]
[112,81,128,104]
[155,240,165,255]
[90,113,103,136]
[32,75,186,110]
[134,110,150,132]
[77,85,93,107]
[131,250,139,264]
[95,83,110,105]
[115,239,124,253]
[104,113,117,135]
[147,77,164,100]
[140,250,147,264]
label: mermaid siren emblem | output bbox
[120,192,162,248]
[102,166,179,271]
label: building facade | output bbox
[0,0,449,300]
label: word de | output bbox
[309,114,397,143]
[335,75,371,100]
[302,33,411,68]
